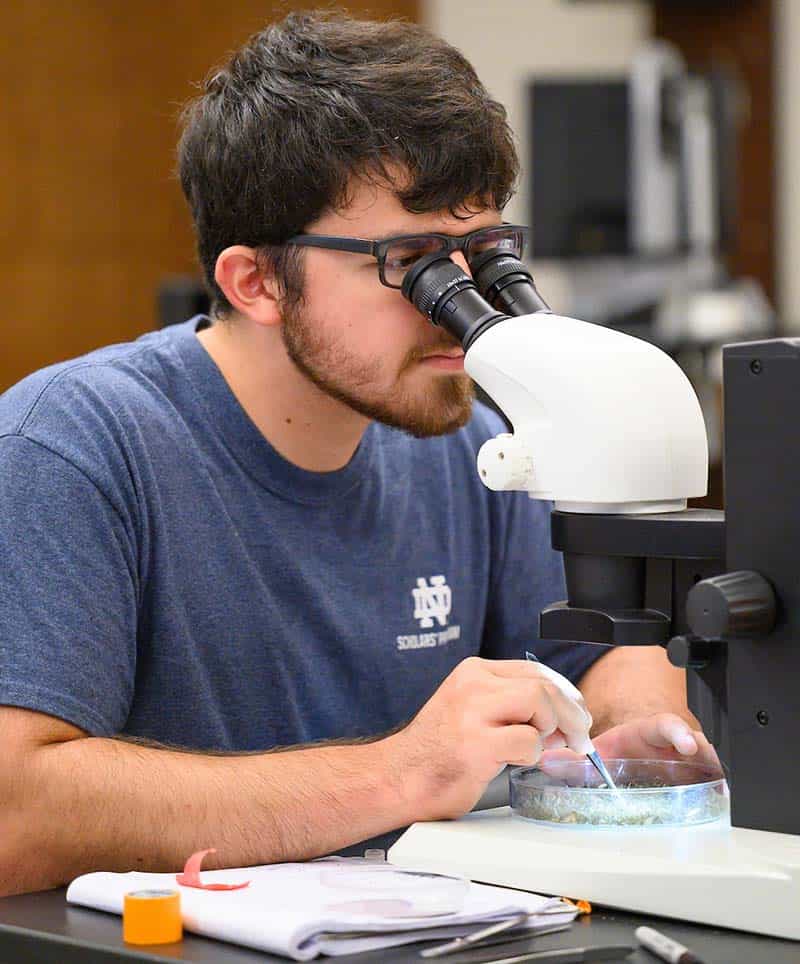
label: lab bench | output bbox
[0,888,796,964]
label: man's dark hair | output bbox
[178,10,519,316]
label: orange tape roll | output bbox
[123,888,182,945]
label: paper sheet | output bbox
[66,857,576,960]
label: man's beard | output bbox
[281,301,475,438]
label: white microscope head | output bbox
[466,312,708,514]
[400,250,709,515]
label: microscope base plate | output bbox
[388,807,800,940]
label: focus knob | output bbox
[687,570,776,640]
[477,434,536,491]
[667,635,714,670]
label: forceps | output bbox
[525,652,618,790]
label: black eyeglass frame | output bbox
[284,223,530,289]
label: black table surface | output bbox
[0,889,797,964]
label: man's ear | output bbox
[214,245,282,327]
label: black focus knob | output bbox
[667,635,715,670]
[687,571,776,640]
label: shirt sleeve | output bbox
[0,435,138,734]
[480,490,610,685]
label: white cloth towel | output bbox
[66,856,576,960]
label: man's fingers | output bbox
[692,730,722,768]
[527,679,592,752]
[484,678,559,736]
[465,657,593,754]
[492,724,543,766]
[522,662,593,733]
[540,746,582,765]
[543,729,568,751]
[538,681,592,752]
[641,714,698,755]
[477,659,591,722]
[483,658,545,679]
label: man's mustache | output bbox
[405,341,465,365]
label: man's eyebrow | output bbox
[371,228,435,241]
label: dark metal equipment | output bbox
[540,338,795,834]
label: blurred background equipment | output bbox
[527,35,774,488]
[529,40,770,346]
[157,276,210,330]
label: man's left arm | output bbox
[576,645,719,766]
[577,644,699,735]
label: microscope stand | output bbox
[388,807,800,940]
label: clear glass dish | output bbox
[509,758,728,828]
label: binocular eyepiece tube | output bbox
[400,247,549,350]
[469,249,550,317]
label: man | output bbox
[0,12,712,895]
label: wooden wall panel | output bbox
[1,1,418,391]
[654,0,775,511]
[654,0,775,301]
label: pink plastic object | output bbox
[175,848,250,891]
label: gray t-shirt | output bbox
[0,318,605,750]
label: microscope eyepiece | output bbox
[401,252,473,320]
[468,249,550,316]
[401,252,505,350]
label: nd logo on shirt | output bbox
[396,575,462,651]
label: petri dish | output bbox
[318,867,469,917]
[509,758,728,828]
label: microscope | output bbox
[388,250,800,940]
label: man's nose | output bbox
[449,250,472,277]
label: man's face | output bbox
[279,178,502,437]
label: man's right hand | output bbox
[385,656,593,821]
